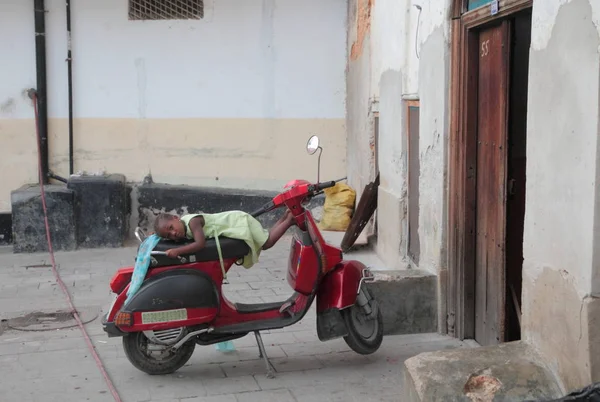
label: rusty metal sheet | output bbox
[340,174,380,252]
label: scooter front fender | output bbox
[316,260,366,313]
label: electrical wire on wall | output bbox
[414,3,422,59]
[28,89,123,402]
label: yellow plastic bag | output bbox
[318,183,356,231]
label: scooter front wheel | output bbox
[122,331,195,375]
[342,299,383,355]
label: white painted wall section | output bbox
[0,0,348,212]
[524,0,600,297]
[531,0,600,50]
[53,0,346,120]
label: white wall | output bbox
[359,0,450,271]
[524,0,600,311]
[0,0,348,212]
[522,0,600,389]
[345,0,376,197]
[2,0,347,120]
[0,1,39,210]
[414,0,450,274]
[531,0,600,51]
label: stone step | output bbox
[368,269,438,336]
[403,340,563,401]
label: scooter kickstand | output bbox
[254,331,276,379]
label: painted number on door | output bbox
[481,39,490,58]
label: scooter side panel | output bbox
[287,236,319,295]
[125,269,219,312]
[316,260,365,312]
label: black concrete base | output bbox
[9,179,325,252]
[68,174,130,248]
[11,184,76,253]
[0,213,11,245]
[136,183,325,234]
[366,269,438,335]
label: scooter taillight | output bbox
[109,267,134,294]
[114,311,133,327]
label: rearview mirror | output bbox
[306,135,323,183]
[134,227,147,243]
[306,135,320,155]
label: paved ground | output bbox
[0,236,469,402]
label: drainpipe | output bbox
[34,0,49,184]
[66,0,74,175]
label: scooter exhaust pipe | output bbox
[172,327,212,349]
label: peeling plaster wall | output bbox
[415,9,449,275]
[0,0,348,213]
[523,0,600,390]
[348,0,600,388]
[531,0,600,51]
[370,0,410,268]
[346,0,450,273]
[379,0,450,272]
[346,0,376,198]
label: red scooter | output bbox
[102,135,383,378]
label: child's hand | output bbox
[165,249,180,258]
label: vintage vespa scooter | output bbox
[101,136,383,377]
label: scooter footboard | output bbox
[315,260,367,341]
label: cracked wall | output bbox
[523,0,600,390]
[347,0,450,273]
[349,0,600,390]
[416,25,449,275]
[346,0,378,202]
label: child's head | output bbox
[154,213,185,240]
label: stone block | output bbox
[588,295,600,383]
[11,184,76,253]
[366,269,437,335]
[0,213,11,245]
[403,341,562,402]
[67,174,130,248]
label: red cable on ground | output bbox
[31,93,123,402]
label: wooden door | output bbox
[474,21,511,346]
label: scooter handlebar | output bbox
[250,200,275,218]
[314,180,337,192]
[250,180,339,218]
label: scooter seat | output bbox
[150,237,250,267]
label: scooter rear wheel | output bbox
[122,331,195,375]
[342,300,383,355]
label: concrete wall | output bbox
[522,0,600,391]
[348,0,600,391]
[346,0,376,197]
[413,0,450,276]
[346,0,450,274]
[0,0,348,213]
[370,0,409,269]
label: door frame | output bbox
[447,0,533,340]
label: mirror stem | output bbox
[317,146,323,184]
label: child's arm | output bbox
[166,216,206,258]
